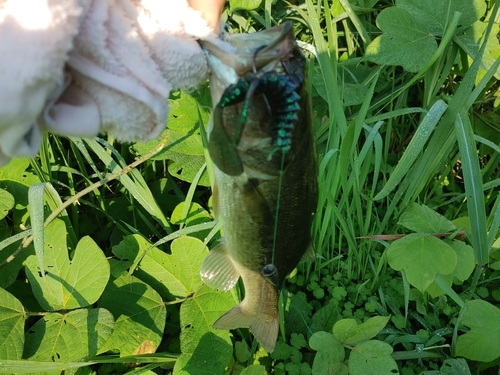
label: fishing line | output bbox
[270,148,286,266]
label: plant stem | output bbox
[467,264,485,300]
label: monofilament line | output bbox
[271,149,287,265]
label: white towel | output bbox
[0,0,222,166]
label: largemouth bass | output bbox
[199,22,318,353]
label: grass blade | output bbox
[28,183,47,278]
[374,100,448,200]
[455,111,488,265]
[84,138,173,232]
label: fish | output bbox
[199,22,318,353]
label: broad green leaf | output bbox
[440,358,472,375]
[98,274,166,356]
[0,159,40,227]
[332,316,390,346]
[449,241,475,282]
[309,331,344,374]
[421,358,472,375]
[456,300,500,362]
[349,340,399,375]
[313,64,380,107]
[396,0,486,36]
[229,0,262,11]
[365,7,437,72]
[310,299,340,336]
[0,158,40,205]
[398,203,456,233]
[330,362,349,375]
[173,285,235,375]
[455,22,500,80]
[0,189,14,220]
[387,233,457,293]
[235,340,251,362]
[284,291,313,338]
[0,237,34,289]
[25,219,110,311]
[133,90,211,186]
[425,274,453,299]
[24,308,114,361]
[240,364,267,374]
[170,202,214,241]
[171,202,212,227]
[0,288,26,360]
[453,216,472,233]
[112,235,208,299]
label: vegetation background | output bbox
[0,0,499,374]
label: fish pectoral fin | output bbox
[213,304,279,353]
[299,243,317,263]
[200,241,240,291]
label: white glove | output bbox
[0,0,221,166]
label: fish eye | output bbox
[261,264,277,277]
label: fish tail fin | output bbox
[213,304,279,353]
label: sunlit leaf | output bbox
[133,90,211,186]
[397,0,486,36]
[25,219,110,311]
[230,0,262,11]
[240,364,267,374]
[0,189,14,220]
[422,358,472,375]
[365,7,437,72]
[333,316,390,346]
[0,158,40,227]
[98,274,166,356]
[349,340,399,375]
[173,285,235,375]
[387,233,457,293]
[399,203,456,234]
[24,308,114,361]
[113,235,208,299]
[171,202,212,227]
[309,331,344,373]
[456,300,500,362]
[0,288,26,360]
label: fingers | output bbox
[188,0,225,32]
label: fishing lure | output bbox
[208,44,305,177]
[219,69,303,154]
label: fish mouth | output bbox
[200,21,296,77]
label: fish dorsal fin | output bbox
[200,241,240,291]
[299,244,316,263]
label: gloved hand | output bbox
[0,0,226,166]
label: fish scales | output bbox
[199,22,318,353]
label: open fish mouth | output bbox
[200,22,297,79]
